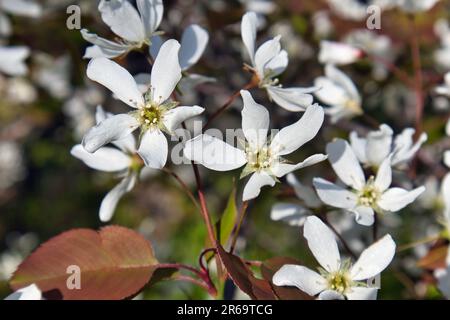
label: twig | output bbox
[162,168,200,210]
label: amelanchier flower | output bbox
[434,20,450,70]
[326,0,394,21]
[314,64,362,123]
[241,11,317,112]
[0,0,42,37]
[436,72,450,97]
[313,139,425,226]
[73,106,145,222]
[318,41,363,66]
[183,90,327,201]
[273,216,396,300]
[4,284,41,300]
[82,39,204,169]
[349,124,427,170]
[396,0,440,13]
[0,46,29,76]
[271,173,321,226]
[81,0,163,59]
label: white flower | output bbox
[273,216,396,300]
[82,39,204,169]
[73,106,143,222]
[81,0,163,59]
[183,90,327,201]
[395,0,439,13]
[435,267,450,299]
[313,139,425,226]
[350,124,427,170]
[4,284,42,300]
[0,46,29,76]
[326,0,394,21]
[271,173,321,226]
[314,64,362,123]
[33,53,72,99]
[0,141,26,190]
[433,19,450,70]
[318,41,362,66]
[436,72,450,97]
[441,173,450,236]
[241,11,317,112]
[0,0,41,37]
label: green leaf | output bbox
[219,187,238,246]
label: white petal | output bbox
[287,173,322,208]
[346,287,378,300]
[179,24,209,71]
[242,172,276,201]
[0,46,29,76]
[391,129,427,167]
[71,145,130,172]
[99,0,145,43]
[137,0,163,37]
[151,39,182,104]
[304,216,341,272]
[351,206,375,226]
[81,29,130,59]
[445,150,450,169]
[314,77,349,106]
[99,174,136,222]
[349,131,368,164]
[270,104,324,156]
[0,0,41,17]
[267,86,315,112]
[318,290,345,300]
[312,178,358,209]
[378,187,426,212]
[183,134,247,171]
[271,154,328,178]
[265,50,288,77]
[272,265,327,296]
[241,11,258,64]
[254,36,281,77]
[366,124,393,167]
[350,234,396,281]
[241,90,270,150]
[82,114,140,153]
[442,173,450,225]
[374,157,392,192]
[163,105,204,133]
[326,139,366,190]
[138,129,168,169]
[319,41,362,65]
[87,58,144,108]
[270,203,310,226]
[325,64,360,103]
[0,12,12,37]
[4,284,41,300]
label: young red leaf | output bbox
[10,226,159,300]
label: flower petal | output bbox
[267,86,315,112]
[272,264,327,296]
[0,46,29,76]
[151,39,182,103]
[242,172,276,201]
[374,157,392,192]
[87,57,144,108]
[99,174,136,222]
[265,50,288,77]
[183,134,247,171]
[365,124,393,167]
[318,41,362,65]
[82,114,140,153]
[350,234,396,281]
[270,104,324,156]
[318,290,345,300]
[241,11,258,64]
[326,139,366,190]
[350,206,375,226]
[163,105,204,133]
[287,173,322,208]
[71,145,131,172]
[378,187,426,212]
[349,131,367,164]
[81,29,130,59]
[346,287,378,300]
[271,154,328,178]
[241,90,270,150]
[304,216,341,272]
[138,129,168,169]
[179,24,209,71]
[99,0,145,43]
[254,35,281,77]
[442,173,450,225]
[312,177,358,209]
[4,284,41,300]
[136,0,163,37]
[270,203,310,226]
[0,0,41,17]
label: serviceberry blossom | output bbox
[183,90,327,201]
[318,41,363,66]
[434,19,450,70]
[82,39,204,169]
[270,173,321,226]
[0,0,41,37]
[0,46,29,76]
[73,106,146,222]
[241,11,317,112]
[81,0,163,59]
[273,216,396,300]
[436,72,450,97]
[396,0,440,13]
[350,124,427,170]
[313,139,425,226]
[4,284,41,300]
[314,64,362,123]
[326,0,394,21]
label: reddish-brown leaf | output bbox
[261,257,313,300]
[10,226,159,300]
[216,244,276,300]
[417,242,449,270]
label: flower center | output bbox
[357,177,380,208]
[345,99,362,114]
[327,270,352,294]
[246,146,273,171]
[139,104,163,129]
